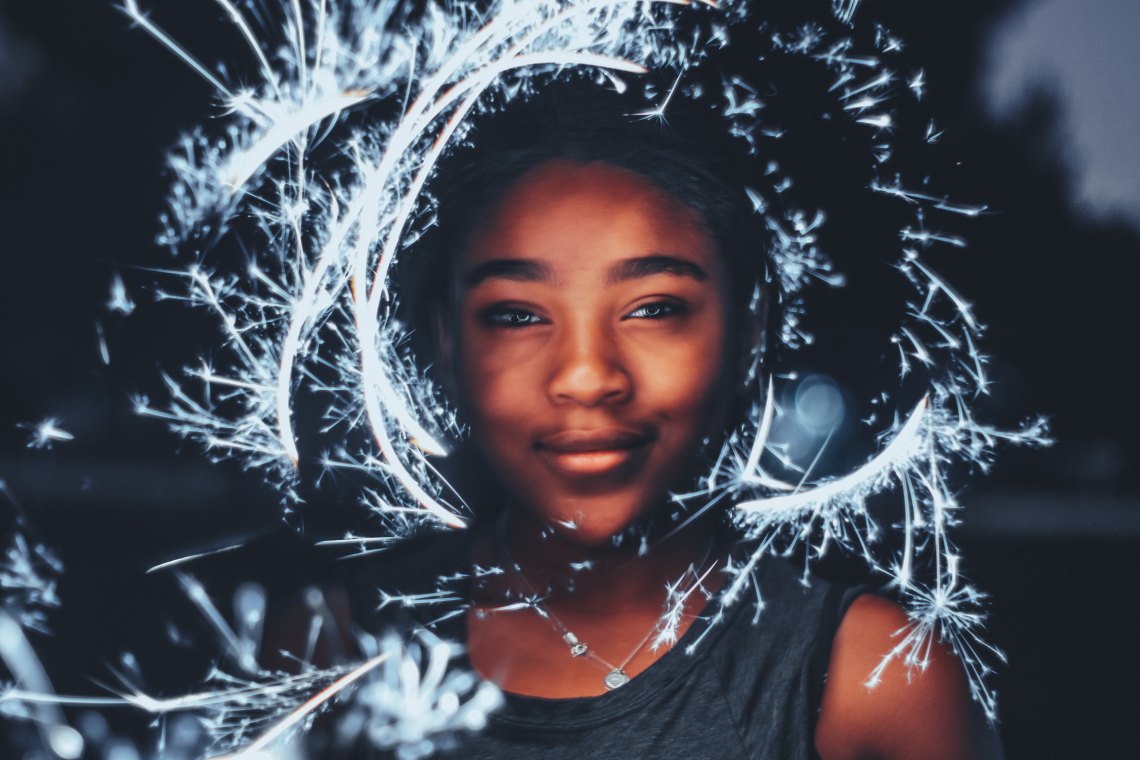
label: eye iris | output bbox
[494,308,534,326]
[632,302,677,319]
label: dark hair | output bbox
[402,87,772,382]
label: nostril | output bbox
[547,360,632,407]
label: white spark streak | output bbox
[213,652,391,757]
[739,376,777,484]
[0,610,84,759]
[108,272,136,315]
[124,0,1049,728]
[2,580,500,758]
[96,321,111,365]
[832,0,862,26]
[651,560,718,651]
[736,398,928,517]
[177,572,261,675]
[224,90,374,191]
[0,493,74,755]
[23,418,74,449]
[210,0,281,98]
[122,1,239,105]
[0,534,61,636]
[908,69,926,100]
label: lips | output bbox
[535,428,655,477]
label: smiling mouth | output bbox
[535,429,655,478]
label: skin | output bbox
[451,160,734,697]
[449,160,998,758]
[452,159,734,547]
[816,595,1001,760]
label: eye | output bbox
[624,300,687,320]
[479,305,546,328]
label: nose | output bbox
[546,322,632,407]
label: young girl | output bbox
[326,100,1004,760]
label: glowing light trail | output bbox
[111,0,1049,731]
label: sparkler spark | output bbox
[0,482,63,638]
[108,272,137,315]
[2,572,501,758]
[0,610,85,759]
[0,484,77,757]
[121,0,1048,730]
[21,418,75,450]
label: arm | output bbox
[814,594,1004,760]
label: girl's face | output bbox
[455,160,733,546]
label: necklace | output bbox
[494,512,716,691]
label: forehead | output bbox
[462,160,720,277]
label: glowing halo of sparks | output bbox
[124,0,1051,724]
[734,397,929,518]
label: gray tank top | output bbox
[346,530,865,760]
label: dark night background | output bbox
[1,0,1138,757]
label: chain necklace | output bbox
[494,512,716,691]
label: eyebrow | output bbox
[463,259,552,287]
[605,255,709,284]
[463,254,709,288]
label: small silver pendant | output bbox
[604,669,630,690]
[563,632,589,657]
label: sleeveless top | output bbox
[343,528,865,760]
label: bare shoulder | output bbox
[814,594,1003,760]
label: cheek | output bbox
[629,325,731,437]
[456,330,538,434]
[642,349,727,426]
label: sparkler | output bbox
[0,483,498,757]
[1,571,501,758]
[116,0,1047,735]
[2,632,500,759]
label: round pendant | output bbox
[604,669,630,690]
